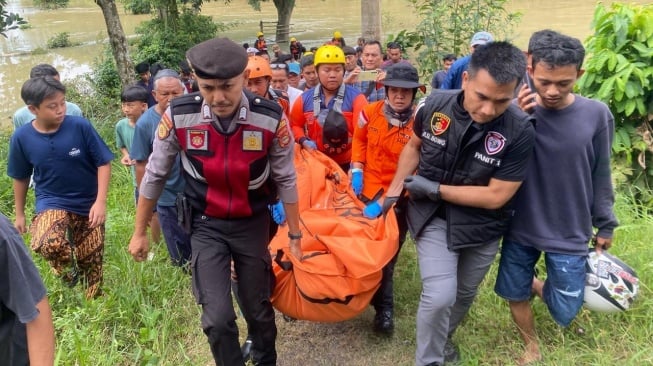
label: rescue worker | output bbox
[128,37,303,366]
[254,31,268,53]
[350,63,426,334]
[290,45,368,172]
[289,37,305,61]
[385,41,534,366]
[246,57,291,117]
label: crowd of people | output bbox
[3,27,618,366]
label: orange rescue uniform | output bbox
[351,100,413,200]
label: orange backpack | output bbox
[269,146,399,322]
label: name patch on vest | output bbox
[243,131,263,151]
[430,112,450,136]
[485,131,506,155]
[421,131,446,147]
[187,130,208,150]
[474,151,502,167]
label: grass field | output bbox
[1,115,650,365]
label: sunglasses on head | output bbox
[270,64,287,69]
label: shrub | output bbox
[390,0,521,79]
[577,3,653,207]
[47,32,73,48]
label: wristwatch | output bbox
[288,231,303,240]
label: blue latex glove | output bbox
[351,168,364,196]
[303,139,317,150]
[363,201,382,219]
[268,201,286,225]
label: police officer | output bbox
[384,42,535,366]
[128,37,303,366]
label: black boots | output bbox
[373,309,394,334]
[241,334,253,361]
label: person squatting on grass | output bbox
[494,30,618,366]
[0,212,56,366]
[350,63,426,334]
[9,76,113,300]
[128,37,303,366]
[385,41,535,366]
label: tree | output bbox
[0,0,26,37]
[245,0,295,44]
[361,0,381,42]
[577,3,653,206]
[391,0,521,79]
[95,0,134,87]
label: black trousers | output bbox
[371,199,409,312]
[190,212,277,366]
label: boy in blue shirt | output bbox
[8,76,114,299]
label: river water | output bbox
[1,0,648,125]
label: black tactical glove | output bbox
[382,196,399,215]
[404,175,441,202]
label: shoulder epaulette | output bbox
[170,92,203,116]
[245,90,283,119]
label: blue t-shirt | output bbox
[130,106,185,207]
[440,55,470,90]
[13,102,84,130]
[7,116,114,216]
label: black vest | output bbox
[408,90,534,250]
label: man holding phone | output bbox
[348,40,386,102]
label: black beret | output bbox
[186,37,248,79]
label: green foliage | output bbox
[88,47,124,102]
[124,0,152,15]
[0,0,27,37]
[391,0,521,79]
[32,0,69,10]
[47,32,77,48]
[133,8,223,68]
[577,3,653,207]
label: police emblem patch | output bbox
[187,130,208,150]
[430,112,450,136]
[243,130,263,151]
[275,119,291,148]
[157,114,174,140]
[485,131,506,155]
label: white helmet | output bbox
[584,248,639,312]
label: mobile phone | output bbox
[358,70,378,82]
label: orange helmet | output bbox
[247,56,272,79]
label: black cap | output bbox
[135,62,150,74]
[381,63,425,93]
[342,46,357,56]
[186,37,248,79]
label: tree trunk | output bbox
[95,0,134,87]
[361,0,382,42]
[273,0,295,45]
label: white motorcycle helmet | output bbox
[584,248,639,312]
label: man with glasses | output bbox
[269,62,302,109]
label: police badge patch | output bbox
[157,114,174,140]
[485,131,506,155]
[430,112,450,136]
[275,119,291,148]
[187,130,208,150]
[243,130,263,151]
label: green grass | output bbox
[1,110,651,365]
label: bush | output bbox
[32,0,68,10]
[124,0,151,15]
[133,9,225,68]
[577,3,653,207]
[47,32,74,48]
[390,0,521,79]
[88,47,124,102]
